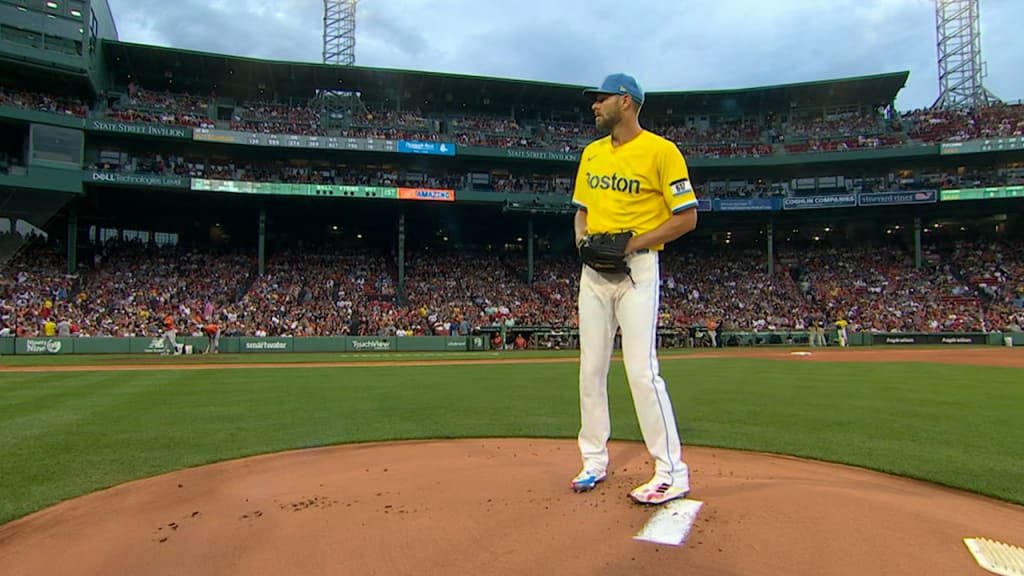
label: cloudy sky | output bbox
[106,0,1021,112]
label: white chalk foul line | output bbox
[633,498,703,546]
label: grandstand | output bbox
[1,1,1022,347]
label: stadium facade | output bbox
[1,0,1022,349]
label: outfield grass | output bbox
[0,355,1021,525]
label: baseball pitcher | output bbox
[570,73,699,505]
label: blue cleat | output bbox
[571,470,607,492]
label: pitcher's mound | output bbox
[1,439,1023,576]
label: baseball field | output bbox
[1,346,1022,575]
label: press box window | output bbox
[30,124,83,166]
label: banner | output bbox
[941,137,1024,155]
[239,338,294,353]
[311,185,397,199]
[191,179,260,194]
[871,333,988,345]
[5,333,1008,354]
[397,187,455,202]
[783,194,857,210]
[348,337,396,352]
[503,148,579,162]
[975,137,1024,153]
[87,119,192,139]
[940,186,1024,202]
[939,142,966,155]
[397,140,455,156]
[456,146,578,162]
[89,117,191,138]
[128,337,174,353]
[192,128,398,152]
[445,337,468,350]
[713,198,777,211]
[17,338,73,355]
[696,199,712,212]
[858,190,937,206]
[85,171,188,188]
[189,180,453,202]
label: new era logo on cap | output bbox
[583,73,645,105]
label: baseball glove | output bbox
[578,232,633,274]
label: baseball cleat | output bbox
[571,470,607,492]
[629,480,689,505]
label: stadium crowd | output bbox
[3,81,1024,345]
[0,86,89,118]
[85,150,1022,200]
[3,236,1021,343]
[6,84,1022,159]
[902,103,1024,143]
[230,100,323,136]
[106,83,215,128]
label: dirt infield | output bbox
[1,347,1022,575]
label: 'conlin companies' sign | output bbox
[86,119,192,139]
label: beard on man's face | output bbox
[595,108,618,132]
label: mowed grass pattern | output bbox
[0,356,1021,524]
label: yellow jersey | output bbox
[572,130,697,250]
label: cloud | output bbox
[107,0,323,62]
[105,0,1022,110]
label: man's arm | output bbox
[574,208,588,245]
[625,207,697,253]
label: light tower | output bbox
[318,1,367,127]
[323,0,357,66]
[932,0,999,109]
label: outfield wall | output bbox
[0,332,1021,355]
[0,336,481,355]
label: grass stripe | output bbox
[0,356,1020,526]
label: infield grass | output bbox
[0,355,1021,525]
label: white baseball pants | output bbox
[577,251,689,488]
[162,330,178,355]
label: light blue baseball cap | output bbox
[583,73,644,105]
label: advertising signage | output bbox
[940,186,1024,202]
[190,179,455,201]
